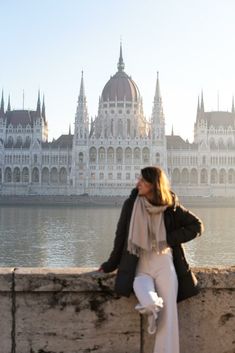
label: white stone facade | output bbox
[1,47,235,197]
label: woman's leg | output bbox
[133,273,163,334]
[152,254,179,353]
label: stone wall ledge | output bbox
[0,266,234,292]
[0,267,234,353]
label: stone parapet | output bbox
[0,267,234,353]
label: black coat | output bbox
[101,188,204,302]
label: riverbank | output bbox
[0,194,235,207]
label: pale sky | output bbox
[1,0,235,142]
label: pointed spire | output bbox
[232,96,234,113]
[171,125,174,136]
[154,71,161,102]
[7,94,11,111]
[151,71,165,134]
[42,94,46,121]
[200,90,204,112]
[79,70,85,98]
[36,90,41,115]
[117,42,125,72]
[69,123,71,135]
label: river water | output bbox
[0,205,234,268]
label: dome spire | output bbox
[117,42,125,72]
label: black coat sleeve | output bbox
[166,205,204,247]
[101,199,130,273]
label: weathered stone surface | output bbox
[15,292,139,353]
[14,267,115,292]
[0,293,12,353]
[0,267,14,291]
[0,267,234,353]
[0,268,14,353]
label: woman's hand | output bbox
[97,267,104,272]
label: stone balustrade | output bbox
[0,267,234,353]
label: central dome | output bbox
[101,45,140,102]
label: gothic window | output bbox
[117,119,123,137]
[202,155,206,165]
[117,173,121,180]
[181,168,189,184]
[50,167,58,184]
[34,154,38,164]
[200,169,208,184]
[13,167,20,182]
[142,147,150,163]
[59,168,67,184]
[172,168,180,184]
[22,167,29,183]
[218,139,225,149]
[190,169,198,184]
[79,152,84,163]
[99,173,104,180]
[0,168,2,183]
[8,136,13,146]
[219,169,226,184]
[108,173,113,180]
[125,147,132,163]
[155,152,160,165]
[134,147,140,162]
[42,167,49,184]
[32,167,39,183]
[228,169,235,184]
[107,147,114,164]
[89,147,97,163]
[210,169,218,184]
[98,147,105,163]
[4,167,12,182]
[126,173,130,180]
[116,147,123,164]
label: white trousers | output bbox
[133,252,179,353]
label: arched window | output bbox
[32,167,39,183]
[181,168,189,184]
[172,168,180,184]
[13,167,20,182]
[50,167,58,184]
[142,147,150,163]
[190,169,198,184]
[125,147,132,164]
[107,147,114,164]
[200,169,208,184]
[59,167,67,184]
[219,169,226,184]
[133,147,140,162]
[89,147,97,163]
[155,152,160,164]
[42,167,49,184]
[98,147,105,163]
[79,152,84,163]
[22,167,29,183]
[4,167,12,182]
[210,169,218,184]
[116,147,123,164]
[228,169,235,184]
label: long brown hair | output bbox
[141,166,173,206]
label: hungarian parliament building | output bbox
[1,46,235,197]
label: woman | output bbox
[99,166,204,353]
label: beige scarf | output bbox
[127,196,168,256]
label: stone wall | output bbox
[0,267,234,353]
